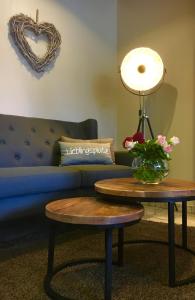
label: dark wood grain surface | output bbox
[95,178,195,200]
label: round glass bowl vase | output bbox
[131,157,169,184]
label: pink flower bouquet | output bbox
[123,132,180,183]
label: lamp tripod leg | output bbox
[137,117,142,133]
[137,115,154,140]
[141,118,145,137]
[146,117,154,139]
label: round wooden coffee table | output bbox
[44,196,144,300]
[95,177,195,287]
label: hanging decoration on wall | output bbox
[9,10,61,73]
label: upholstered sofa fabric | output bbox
[0,188,96,220]
[0,114,97,167]
[67,164,132,187]
[0,114,132,222]
[0,167,81,199]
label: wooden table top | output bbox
[45,197,144,225]
[95,178,195,201]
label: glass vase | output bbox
[131,157,169,184]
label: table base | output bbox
[113,239,195,287]
[44,258,106,300]
[44,222,137,300]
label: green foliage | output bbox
[129,139,170,161]
[129,139,170,183]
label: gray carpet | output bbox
[1,220,195,300]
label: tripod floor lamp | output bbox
[120,47,165,138]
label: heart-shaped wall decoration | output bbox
[9,13,61,73]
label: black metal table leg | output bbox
[168,201,175,287]
[182,201,187,249]
[118,227,124,267]
[47,222,56,276]
[105,228,113,300]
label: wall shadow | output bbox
[93,74,118,107]
[117,0,195,55]
[55,0,116,48]
[145,83,177,137]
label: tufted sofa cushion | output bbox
[0,114,97,167]
[0,167,81,199]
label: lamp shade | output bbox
[120,47,165,95]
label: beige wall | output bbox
[117,0,195,180]
[1,0,194,180]
[0,0,117,138]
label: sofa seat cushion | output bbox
[0,166,81,199]
[67,164,132,187]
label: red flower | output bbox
[122,132,145,149]
[132,132,145,144]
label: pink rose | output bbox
[157,135,166,146]
[163,145,173,153]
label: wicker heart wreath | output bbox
[9,12,61,73]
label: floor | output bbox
[143,203,195,226]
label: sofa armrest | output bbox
[114,151,133,166]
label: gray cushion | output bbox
[61,136,115,162]
[67,164,132,187]
[59,142,113,165]
[0,166,81,199]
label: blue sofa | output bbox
[0,114,132,221]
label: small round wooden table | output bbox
[95,177,195,287]
[44,196,144,300]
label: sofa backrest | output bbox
[0,114,97,167]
